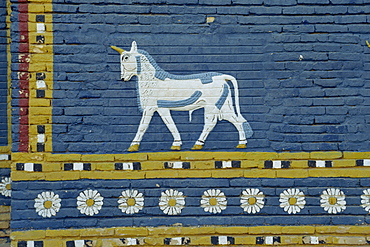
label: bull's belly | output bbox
[166,104,203,111]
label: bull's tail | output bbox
[223,75,253,138]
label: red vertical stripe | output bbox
[18,2,29,152]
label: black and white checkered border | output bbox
[66,239,143,246]
[66,240,93,247]
[164,162,190,169]
[308,160,333,168]
[120,238,144,245]
[18,241,44,247]
[35,14,46,99]
[64,163,91,171]
[115,162,141,170]
[0,154,10,161]
[264,160,290,169]
[211,236,235,245]
[164,237,190,245]
[16,163,42,172]
[215,161,241,169]
[256,236,281,245]
[356,159,370,166]
[37,125,45,152]
[302,236,326,245]
[35,14,46,45]
[36,72,46,102]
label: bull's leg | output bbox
[192,108,218,150]
[223,114,247,148]
[220,98,250,149]
[128,109,155,152]
[157,108,182,150]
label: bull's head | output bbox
[111,41,139,81]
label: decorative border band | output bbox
[14,1,53,153]
[10,151,370,181]
[10,177,370,231]
[10,226,370,246]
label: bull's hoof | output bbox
[236,144,247,149]
[191,145,203,150]
[171,145,181,151]
[128,144,140,152]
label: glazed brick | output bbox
[298,216,331,225]
[331,216,365,225]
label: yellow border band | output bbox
[28,2,53,153]
[10,226,370,246]
[10,151,370,181]
[12,151,369,162]
[10,167,370,181]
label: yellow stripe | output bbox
[10,151,370,162]
[28,2,53,153]
[10,167,370,181]
[11,225,370,242]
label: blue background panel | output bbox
[52,1,370,153]
[0,0,8,147]
[10,177,370,231]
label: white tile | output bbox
[315,161,326,167]
[218,236,228,245]
[122,163,133,170]
[172,162,183,169]
[265,236,274,245]
[310,236,319,244]
[363,160,370,166]
[37,134,45,143]
[222,161,232,168]
[36,80,46,89]
[272,161,282,169]
[126,238,138,245]
[36,23,45,33]
[27,241,35,247]
[0,154,9,160]
[73,163,84,171]
[24,163,34,171]
[74,240,85,247]
[170,237,182,245]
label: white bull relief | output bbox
[111,41,253,152]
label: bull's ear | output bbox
[130,41,137,52]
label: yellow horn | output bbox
[111,46,125,53]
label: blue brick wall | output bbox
[52,0,370,153]
[0,0,8,147]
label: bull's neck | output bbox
[136,56,157,88]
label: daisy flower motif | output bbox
[118,189,144,214]
[279,188,306,214]
[77,189,104,216]
[320,188,346,214]
[0,177,11,197]
[200,189,227,214]
[240,188,264,214]
[361,189,370,212]
[34,191,62,218]
[159,189,185,215]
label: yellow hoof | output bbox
[128,144,140,152]
[171,145,181,151]
[236,144,247,149]
[191,145,203,150]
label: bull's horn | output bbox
[111,46,125,53]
